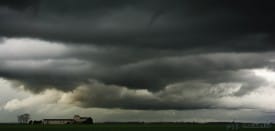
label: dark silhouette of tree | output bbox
[17,113,30,124]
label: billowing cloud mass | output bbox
[0,0,275,122]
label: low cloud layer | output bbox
[0,37,275,109]
[3,71,275,112]
[2,79,275,123]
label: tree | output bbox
[17,113,30,124]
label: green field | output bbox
[0,124,274,131]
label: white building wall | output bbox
[43,120,73,125]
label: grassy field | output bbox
[0,124,274,131]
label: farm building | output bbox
[43,119,74,125]
[73,115,94,124]
[42,115,93,125]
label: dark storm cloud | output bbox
[1,1,275,110]
[0,38,272,93]
[0,0,275,51]
[94,52,269,91]
[0,0,39,10]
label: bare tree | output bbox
[17,113,30,124]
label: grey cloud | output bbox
[1,0,275,111]
[66,80,218,110]
[0,38,68,60]
[65,77,267,110]
[2,77,275,122]
[0,0,39,11]
[98,52,271,91]
[0,38,273,93]
[0,0,274,51]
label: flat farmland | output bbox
[0,124,274,131]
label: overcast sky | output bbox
[1,0,275,122]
